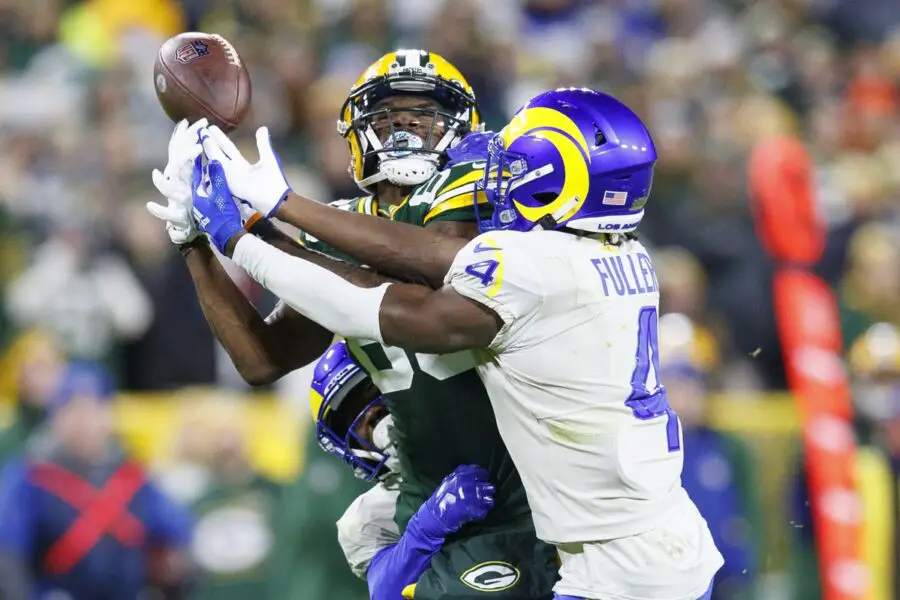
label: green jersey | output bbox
[188,475,287,600]
[300,162,558,599]
[299,160,528,532]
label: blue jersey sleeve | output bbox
[0,460,36,558]
[143,481,193,547]
[366,513,445,600]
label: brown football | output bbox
[153,32,251,132]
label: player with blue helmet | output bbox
[309,340,396,483]
[309,341,497,600]
[191,87,724,599]
[150,50,559,600]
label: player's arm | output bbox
[181,228,392,385]
[425,220,480,239]
[179,236,330,385]
[273,192,464,289]
[226,232,500,354]
[362,466,494,600]
[271,160,486,288]
[196,160,531,355]
[201,128,469,289]
[147,120,339,385]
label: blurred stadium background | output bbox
[1,0,899,598]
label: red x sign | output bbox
[29,461,148,575]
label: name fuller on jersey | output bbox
[591,253,658,297]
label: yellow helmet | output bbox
[849,322,900,379]
[848,322,900,422]
[338,49,482,193]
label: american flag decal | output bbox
[603,190,628,206]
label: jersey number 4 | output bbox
[627,307,681,452]
[465,260,499,286]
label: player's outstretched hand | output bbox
[418,464,495,537]
[147,119,206,245]
[200,125,291,219]
[190,157,244,254]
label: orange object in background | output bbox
[748,135,824,266]
[749,137,867,600]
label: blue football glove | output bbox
[415,464,495,538]
[201,125,291,218]
[190,157,243,253]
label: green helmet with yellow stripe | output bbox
[337,49,482,194]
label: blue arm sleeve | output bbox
[366,512,445,600]
[143,481,193,547]
[0,460,36,557]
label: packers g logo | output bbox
[460,561,521,592]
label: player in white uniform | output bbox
[183,87,723,599]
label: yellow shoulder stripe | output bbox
[424,188,489,223]
[401,583,416,599]
[437,167,483,196]
[481,236,505,298]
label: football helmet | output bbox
[338,49,482,193]
[309,341,395,482]
[849,322,900,421]
[478,87,657,233]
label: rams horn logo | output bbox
[460,561,520,592]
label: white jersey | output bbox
[336,483,401,579]
[445,230,722,598]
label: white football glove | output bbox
[200,125,291,218]
[147,119,207,245]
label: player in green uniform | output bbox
[147,51,557,599]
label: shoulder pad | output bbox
[408,162,484,210]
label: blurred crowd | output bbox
[1,0,900,598]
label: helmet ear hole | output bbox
[532,192,557,205]
[594,125,607,146]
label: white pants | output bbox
[554,489,724,600]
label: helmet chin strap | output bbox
[533,196,581,231]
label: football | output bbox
[153,32,251,132]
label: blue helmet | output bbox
[477,87,657,233]
[444,130,495,168]
[309,341,393,482]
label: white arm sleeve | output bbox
[336,484,402,579]
[232,235,389,342]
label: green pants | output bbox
[413,526,558,600]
